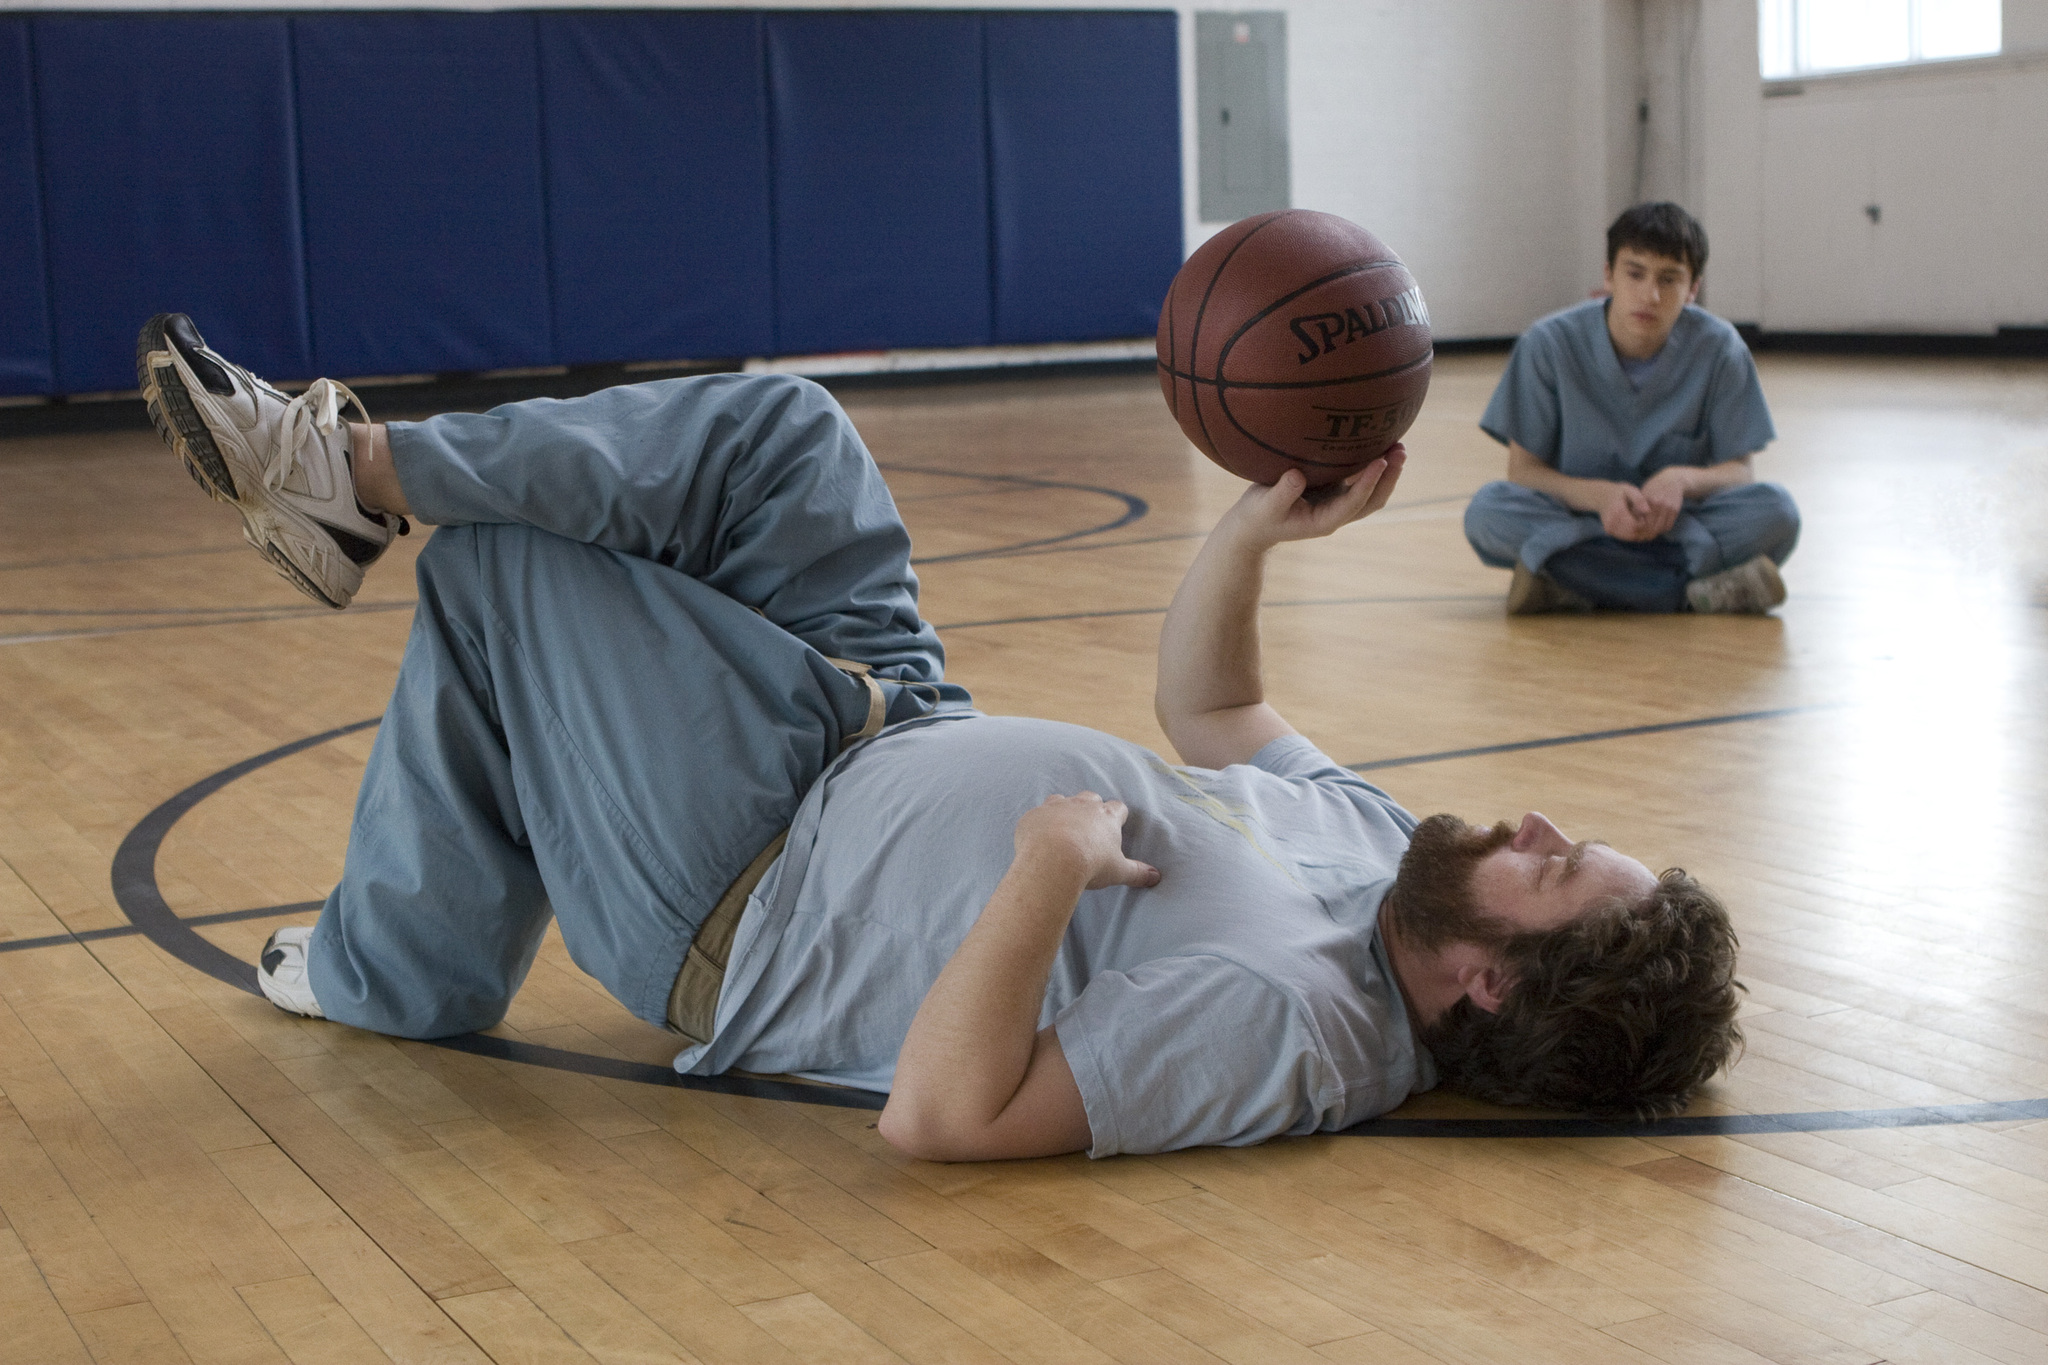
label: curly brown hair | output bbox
[1418,868,1744,1119]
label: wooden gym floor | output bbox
[0,350,2045,1365]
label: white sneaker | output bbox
[1686,554,1787,615]
[258,926,325,1017]
[137,313,407,608]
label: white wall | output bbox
[1692,0,2048,332]
[1259,0,1616,337]
[6,0,1629,340]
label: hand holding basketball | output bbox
[1229,444,1406,551]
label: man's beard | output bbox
[1384,814,1517,952]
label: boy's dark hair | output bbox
[1418,868,1744,1119]
[1607,202,1709,279]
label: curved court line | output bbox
[104,717,886,1111]
[0,901,321,956]
[102,704,2046,1136]
[4,470,1147,646]
[109,718,383,1002]
[879,464,1148,564]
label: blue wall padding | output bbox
[539,12,774,366]
[34,16,310,393]
[295,13,554,377]
[16,9,1181,396]
[768,12,992,354]
[986,12,1182,344]
[0,21,51,395]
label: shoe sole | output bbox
[249,527,348,610]
[136,315,348,610]
[1753,557,1787,610]
[1505,566,1540,615]
[136,313,242,504]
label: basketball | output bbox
[1156,210,1434,487]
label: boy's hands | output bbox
[1597,478,1677,541]
[1603,467,1704,540]
[1222,446,1407,553]
[1015,793,1161,891]
[1638,465,1696,533]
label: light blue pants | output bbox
[306,374,968,1038]
[1463,480,1801,612]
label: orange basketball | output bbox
[1156,210,1433,487]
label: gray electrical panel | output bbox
[1197,11,1290,221]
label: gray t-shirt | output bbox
[674,712,1436,1157]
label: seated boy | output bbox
[1465,202,1800,615]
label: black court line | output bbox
[109,718,385,1002]
[936,594,1497,632]
[5,484,1466,633]
[0,598,418,618]
[0,901,322,956]
[2,605,334,617]
[891,484,1065,507]
[1345,704,1833,772]
[106,717,888,1112]
[972,529,1210,561]
[879,464,1148,565]
[1340,1098,2048,1138]
[0,544,244,574]
[0,601,418,646]
[939,493,1474,564]
[5,469,1470,639]
[104,704,2048,1136]
[2,469,1145,644]
[428,1034,887,1109]
[3,590,1484,648]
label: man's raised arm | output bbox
[1155,451,1406,770]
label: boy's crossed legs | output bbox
[1464,479,1800,614]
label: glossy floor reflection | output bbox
[0,351,2044,1364]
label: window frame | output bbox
[1759,0,2002,81]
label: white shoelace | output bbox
[268,377,370,496]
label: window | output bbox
[1760,0,2000,78]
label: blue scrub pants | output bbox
[1463,480,1801,612]
[305,374,967,1038]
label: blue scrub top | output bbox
[1480,299,1775,485]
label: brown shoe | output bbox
[1686,554,1786,614]
[1507,564,1594,615]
